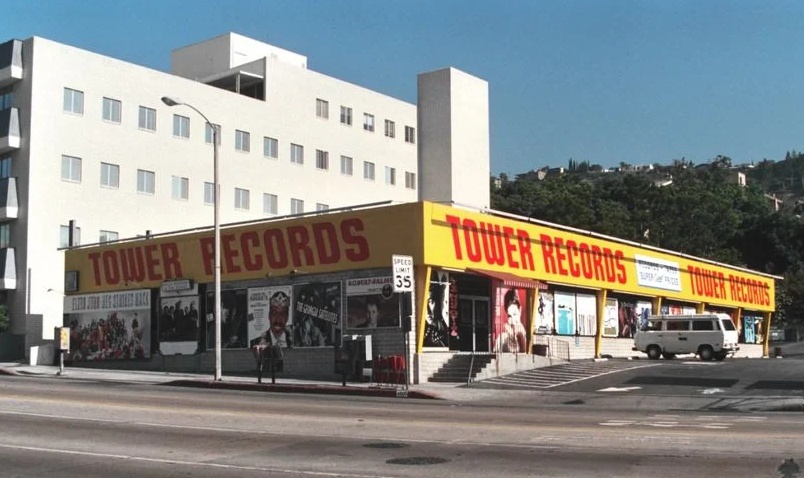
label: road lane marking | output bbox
[0,443,393,478]
[597,386,642,392]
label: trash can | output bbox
[533,344,549,356]
[774,346,783,358]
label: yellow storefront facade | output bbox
[62,201,778,382]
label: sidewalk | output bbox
[0,361,457,400]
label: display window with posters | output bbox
[293,282,342,347]
[575,293,597,336]
[159,293,201,355]
[534,290,554,335]
[635,300,653,332]
[615,299,639,338]
[492,286,528,353]
[661,303,696,315]
[247,286,293,348]
[206,289,248,349]
[345,277,398,330]
[554,291,576,336]
[741,315,763,344]
[63,289,152,361]
[603,298,619,337]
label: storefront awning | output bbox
[468,268,548,290]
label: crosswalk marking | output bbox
[478,360,660,389]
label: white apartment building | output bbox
[0,33,490,358]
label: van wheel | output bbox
[714,352,727,361]
[647,345,662,360]
[662,352,676,360]
[698,345,714,361]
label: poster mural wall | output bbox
[575,293,596,336]
[247,286,293,348]
[63,289,151,361]
[554,291,576,336]
[492,286,528,353]
[424,270,450,347]
[345,277,398,330]
[206,289,248,349]
[159,294,200,355]
[294,282,341,347]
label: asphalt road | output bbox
[0,374,802,477]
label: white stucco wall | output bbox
[11,34,424,342]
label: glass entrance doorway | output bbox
[456,296,490,352]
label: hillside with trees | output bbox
[490,154,804,330]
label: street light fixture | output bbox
[161,96,222,381]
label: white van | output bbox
[633,313,739,361]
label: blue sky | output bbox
[5,1,804,176]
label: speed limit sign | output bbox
[392,254,414,292]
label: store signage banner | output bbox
[65,204,423,294]
[423,203,776,311]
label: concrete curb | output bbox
[161,379,442,400]
[0,368,21,376]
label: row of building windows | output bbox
[63,88,417,174]
[61,154,338,214]
[315,98,415,144]
[62,149,416,190]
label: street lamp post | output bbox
[161,96,222,381]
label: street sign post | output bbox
[392,254,414,392]
[392,254,413,293]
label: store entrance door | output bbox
[457,296,490,352]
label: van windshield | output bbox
[721,320,736,331]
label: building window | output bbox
[363,161,375,181]
[0,88,13,110]
[340,155,353,176]
[316,98,329,119]
[0,223,9,248]
[405,126,416,144]
[173,114,190,138]
[316,203,329,212]
[100,162,119,188]
[263,193,278,215]
[102,97,122,123]
[205,123,221,144]
[263,137,278,159]
[235,188,250,210]
[290,198,304,215]
[235,129,250,152]
[172,175,189,200]
[385,166,396,186]
[405,171,416,189]
[340,106,352,126]
[0,155,11,179]
[363,113,375,132]
[59,225,81,248]
[138,106,156,131]
[290,143,304,165]
[61,155,81,183]
[63,87,84,115]
[99,230,119,244]
[384,120,395,138]
[316,150,329,170]
[137,169,155,195]
[204,182,215,205]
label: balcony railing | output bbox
[0,40,23,88]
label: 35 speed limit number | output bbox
[392,255,414,293]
